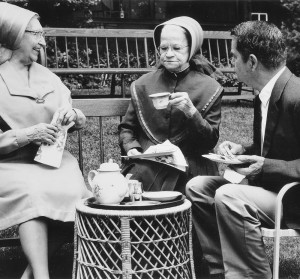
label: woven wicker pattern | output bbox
[73,200,195,279]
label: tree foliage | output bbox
[281,0,300,76]
[3,0,99,27]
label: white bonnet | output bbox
[154,16,203,60]
[0,2,37,64]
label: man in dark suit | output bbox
[186,21,300,279]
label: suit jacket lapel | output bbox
[262,68,293,157]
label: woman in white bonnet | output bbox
[0,3,90,278]
[119,16,223,193]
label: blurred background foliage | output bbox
[281,0,300,77]
[2,0,300,78]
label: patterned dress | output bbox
[0,61,91,230]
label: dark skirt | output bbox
[121,159,188,194]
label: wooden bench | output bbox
[42,28,254,101]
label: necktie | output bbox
[253,96,262,155]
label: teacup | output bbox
[149,92,170,109]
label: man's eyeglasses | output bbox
[158,44,189,54]
[25,30,45,39]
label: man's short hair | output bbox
[231,21,287,69]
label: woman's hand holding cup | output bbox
[169,92,197,118]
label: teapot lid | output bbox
[98,159,121,171]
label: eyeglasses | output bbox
[25,30,45,39]
[158,44,189,54]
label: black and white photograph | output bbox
[0,0,300,278]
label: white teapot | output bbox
[88,159,128,204]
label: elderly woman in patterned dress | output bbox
[0,3,90,279]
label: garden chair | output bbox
[261,182,300,279]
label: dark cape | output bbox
[119,66,223,193]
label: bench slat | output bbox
[202,31,231,39]
[48,67,235,75]
[0,237,21,247]
[44,28,232,40]
[49,68,154,75]
[222,95,254,101]
[44,28,154,38]
[73,98,130,117]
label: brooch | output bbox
[36,98,45,104]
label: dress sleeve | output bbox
[118,99,142,154]
[0,128,29,154]
[185,92,222,150]
[261,100,300,186]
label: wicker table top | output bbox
[76,198,192,217]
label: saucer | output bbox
[142,191,182,202]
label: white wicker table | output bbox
[73,198,195,279]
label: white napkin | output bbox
[34,122,74,168]
[144,140,188,172]
[223,167,246,184]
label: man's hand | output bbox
[169,92,197,118]
[232,155,265,179]
[217,140,245,158]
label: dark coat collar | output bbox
[163,67,190,80]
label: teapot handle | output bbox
[88,170,98,190]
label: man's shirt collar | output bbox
[259,66,286,106]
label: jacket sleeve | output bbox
[185,92,222,150]
[262,158,300,183]
[0,128,30,154]
[243,143,255,155]
[118,100,142,154]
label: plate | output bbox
[202,154,242,165]
[122,151,175,159]
[142,191,182,202]
[122,200,161,206]
[85,195,185,210]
